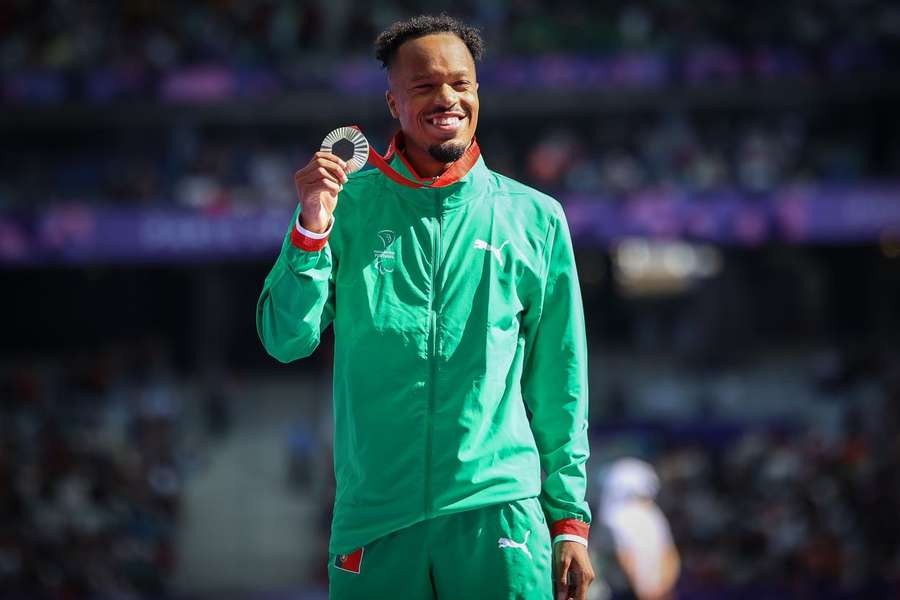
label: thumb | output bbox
[557,554,572,600]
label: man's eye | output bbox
[454,81,471,88]
[414,84,432,91]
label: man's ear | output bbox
[385,90,399,119]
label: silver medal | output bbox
[320,127,369,174]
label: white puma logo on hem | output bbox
[497,530,532,560]
[474,239,510,267]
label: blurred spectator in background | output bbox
[593,458,680,600]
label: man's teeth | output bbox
[430,116,461,125]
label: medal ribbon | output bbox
[352,126,481,189]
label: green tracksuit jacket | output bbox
[257,139,590,554]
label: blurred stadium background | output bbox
[1,1,900,598]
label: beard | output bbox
[428,141,467,164]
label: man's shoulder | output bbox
[486,169,565,221]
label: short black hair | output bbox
[374,14,484,70]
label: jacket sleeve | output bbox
[521,204,591,545]
[256,205,335,363]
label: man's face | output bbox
[386,33,479,165]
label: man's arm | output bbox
[522,204,591,535]
[257,151,349,363]
[256,204,336,363]
[520,204,593,598]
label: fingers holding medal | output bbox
[294,127,368,233]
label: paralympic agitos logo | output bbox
[373,230,396,274]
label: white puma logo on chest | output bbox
[474,239,510,267]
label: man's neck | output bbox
[399,142,451,179]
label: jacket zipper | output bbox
[424,197,442,516]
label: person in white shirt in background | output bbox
[591,458,681,600]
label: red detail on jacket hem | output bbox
[290,225,328,251]
[550,518,590,539]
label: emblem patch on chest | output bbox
[374,230,396,274]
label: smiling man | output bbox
[257,14,594,600]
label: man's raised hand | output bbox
[293,151,351,233]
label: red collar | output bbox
[374,131,481,188]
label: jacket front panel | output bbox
[257,153,591,554]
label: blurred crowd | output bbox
[2,111,893,210]
[486,112,883,198]
[0,0,897,71]
[620,353,900,598]
[0,342,184,598]
[1,2,896,212]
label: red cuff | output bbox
[550,518,590,539]
[290,224,329,251]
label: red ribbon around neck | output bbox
[352,126,481,189]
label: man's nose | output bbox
[434,83,458,107]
